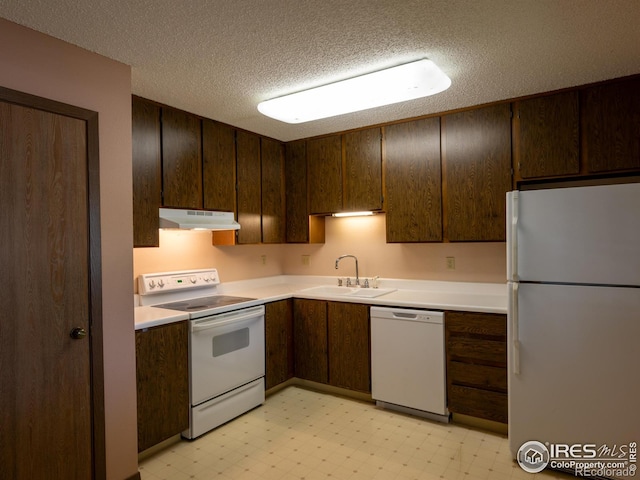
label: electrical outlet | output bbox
[302,255,310,266]
[261,254,267,266]
[446,256,456,270]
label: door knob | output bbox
[70,327,87,340]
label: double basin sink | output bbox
[298,285,397,299]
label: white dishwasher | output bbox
[371,306,448,422]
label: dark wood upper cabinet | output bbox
[132,96,162,247]
[514,91,580,180]
[261,137,286,243]
[343,127,383,211]
[236,130,262,244]
[285,140,309,242]
[385,118,442,242]
[307,135,343,214]
[161,106,203,209]
[203,119,236,212]
[582,77,640,173]
[285,140,325,244]
[443,103,512,242]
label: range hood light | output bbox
[332,211,376,218]
[257,59,451,124]
[159,208,241,231]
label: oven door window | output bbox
[212,327,249,357]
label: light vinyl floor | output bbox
[139,386,573,480]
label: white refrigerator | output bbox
[507,183,640,479]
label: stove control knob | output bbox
[158,279,165,288]
[148,279,156,289]
[190,275,197,284]
[209,273,217,282]
[203,276,210,282]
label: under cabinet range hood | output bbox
[159,208,240,231]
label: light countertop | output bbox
[135,275,507,330]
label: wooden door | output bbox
[285,140,325,244]
[161,106,203,209]
[343,127,383,211]
[582,77,640,173]
[0,88,103,479]
[261,137,286,243]
[307,135,342,214]
[203,119,236,212]
[293,299,328,383]
[327,302,370,392]
[265,300,294,390]
[385,118,442,242]
[513,91,579,180]
[136,321,189,452]
[132,96,162,247]
[236,130,262,244]
[442,103,512,241]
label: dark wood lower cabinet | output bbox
[293,299,328,383]
[445,311,508,424]
[265,300,294,389]
[328,302,371,393]
[293,299,370,393]
[135,321,189,452]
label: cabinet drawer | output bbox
[448,361,506,392]
[448,385,508,424]
[447,336,506,366]
[446,312,506,337]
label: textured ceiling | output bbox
[2,0,640,142]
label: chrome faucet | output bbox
[335,254,359,286]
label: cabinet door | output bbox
[265,300,294,390]
[385,118,442,242]
[514,91,579,179]
[136,321,189,452]
[261,137,286,243]
[293,299,328,383]
[344,127,382,211]
[582,77,640,173]
[443,103,512,241]
[236,130,262,244]
[285,140,309,242]
[308,135,342,214]
[285,141,326,244]
[203,119,236,212]
[161,106,203,209]
[327,302,370,393]
[132,97,162,247]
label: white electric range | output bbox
[138,269,265,439]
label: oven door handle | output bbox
[192,307,264,332]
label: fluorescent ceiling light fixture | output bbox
[332,211,376,218]
[257,59,451,124]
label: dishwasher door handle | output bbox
[391,312,418,319]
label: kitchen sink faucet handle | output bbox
[346,277,352,287]
[363,278,370,288]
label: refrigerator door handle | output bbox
[509,282,521,375]
[506,191,519,281]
